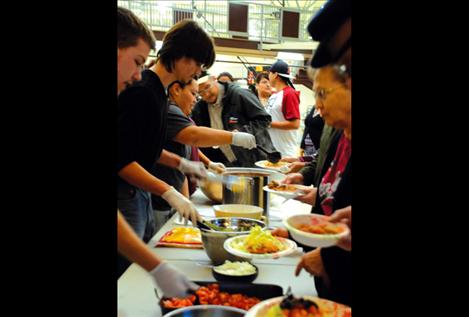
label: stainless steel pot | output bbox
[222,167,285,223]
[162,305,246,317]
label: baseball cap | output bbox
[269,59,295,79]
[307,0,351,68]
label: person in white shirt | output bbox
[266,59,301,158]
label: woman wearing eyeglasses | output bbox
[274,64,352,307]
[149,78,256,232]
[295,64,351,212]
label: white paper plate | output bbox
[245,295,351,317]
[254,160,290,172]
[263,185,306,199]
[223,234,298,260]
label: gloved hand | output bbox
[231,132,257,149]
[150,262,199,298]
[161,187,201,225]
[178,158,208,180]
[208,161,226,173]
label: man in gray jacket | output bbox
[192,75,277,167]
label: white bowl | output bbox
[213,204,264,220]
[283,214,350,248]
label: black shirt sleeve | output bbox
[117,86,162,172]
[166,105,193,141]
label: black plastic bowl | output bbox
[212,264,258,283]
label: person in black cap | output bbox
[273,0,353,307]
[295,0,352,307]
[266,59,301,158]
[286,0,351,188]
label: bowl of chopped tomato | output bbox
[158,282,283,315]
[283,214,350,248]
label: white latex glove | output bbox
[178,158,208,180]
[231,132,257,149]
[150,262,199,298]
[161,187,201,225]
[208,161,226,173]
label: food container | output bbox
[158,281,283,315]
[200,175,223,203]
[213,204,264,220]
[283,214,350,248]
[212,261,259,283]
[162,305,246,317]
[200,217,266,265]
[222,168,285,224]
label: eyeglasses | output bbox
[197,83,212,97]
[312,87,341,100]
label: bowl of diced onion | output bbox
[212,260,259,283]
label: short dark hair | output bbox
[255,72,269,84]
[157,19,215,73]
[117,7,156,49]
[168,78,197,98]
[217,72,234,82]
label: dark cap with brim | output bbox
[269,59,296,79]
[308,0,351,67]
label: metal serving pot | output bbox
[221,167,285,223]
[162,305,246,317]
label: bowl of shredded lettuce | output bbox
[224,226,298,259]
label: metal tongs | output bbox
[195,218,231,232]
[195,219,213,231]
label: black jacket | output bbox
[301,107,325,152]
[191,82,276,167]
[299,125,339,186]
